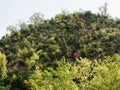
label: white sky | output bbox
[0,0,120,38]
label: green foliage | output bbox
[0,52,7,80]
[25,57,78,90]
[0,86,9,90]
[1,9,120,89]
[88,54,120,90]
[24,55,120,90]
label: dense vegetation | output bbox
[1,5,120,90]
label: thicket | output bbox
[0,4,120,89]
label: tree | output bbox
[98,2,108,17]
[29,12,44,24]
[88,54,120,90]
[0,52,7,80]
[18,20,29,30]
[7,25,17,33]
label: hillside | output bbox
[0,11,120,90]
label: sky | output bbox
[0,0,120,39]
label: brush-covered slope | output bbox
[0,11,120,90]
